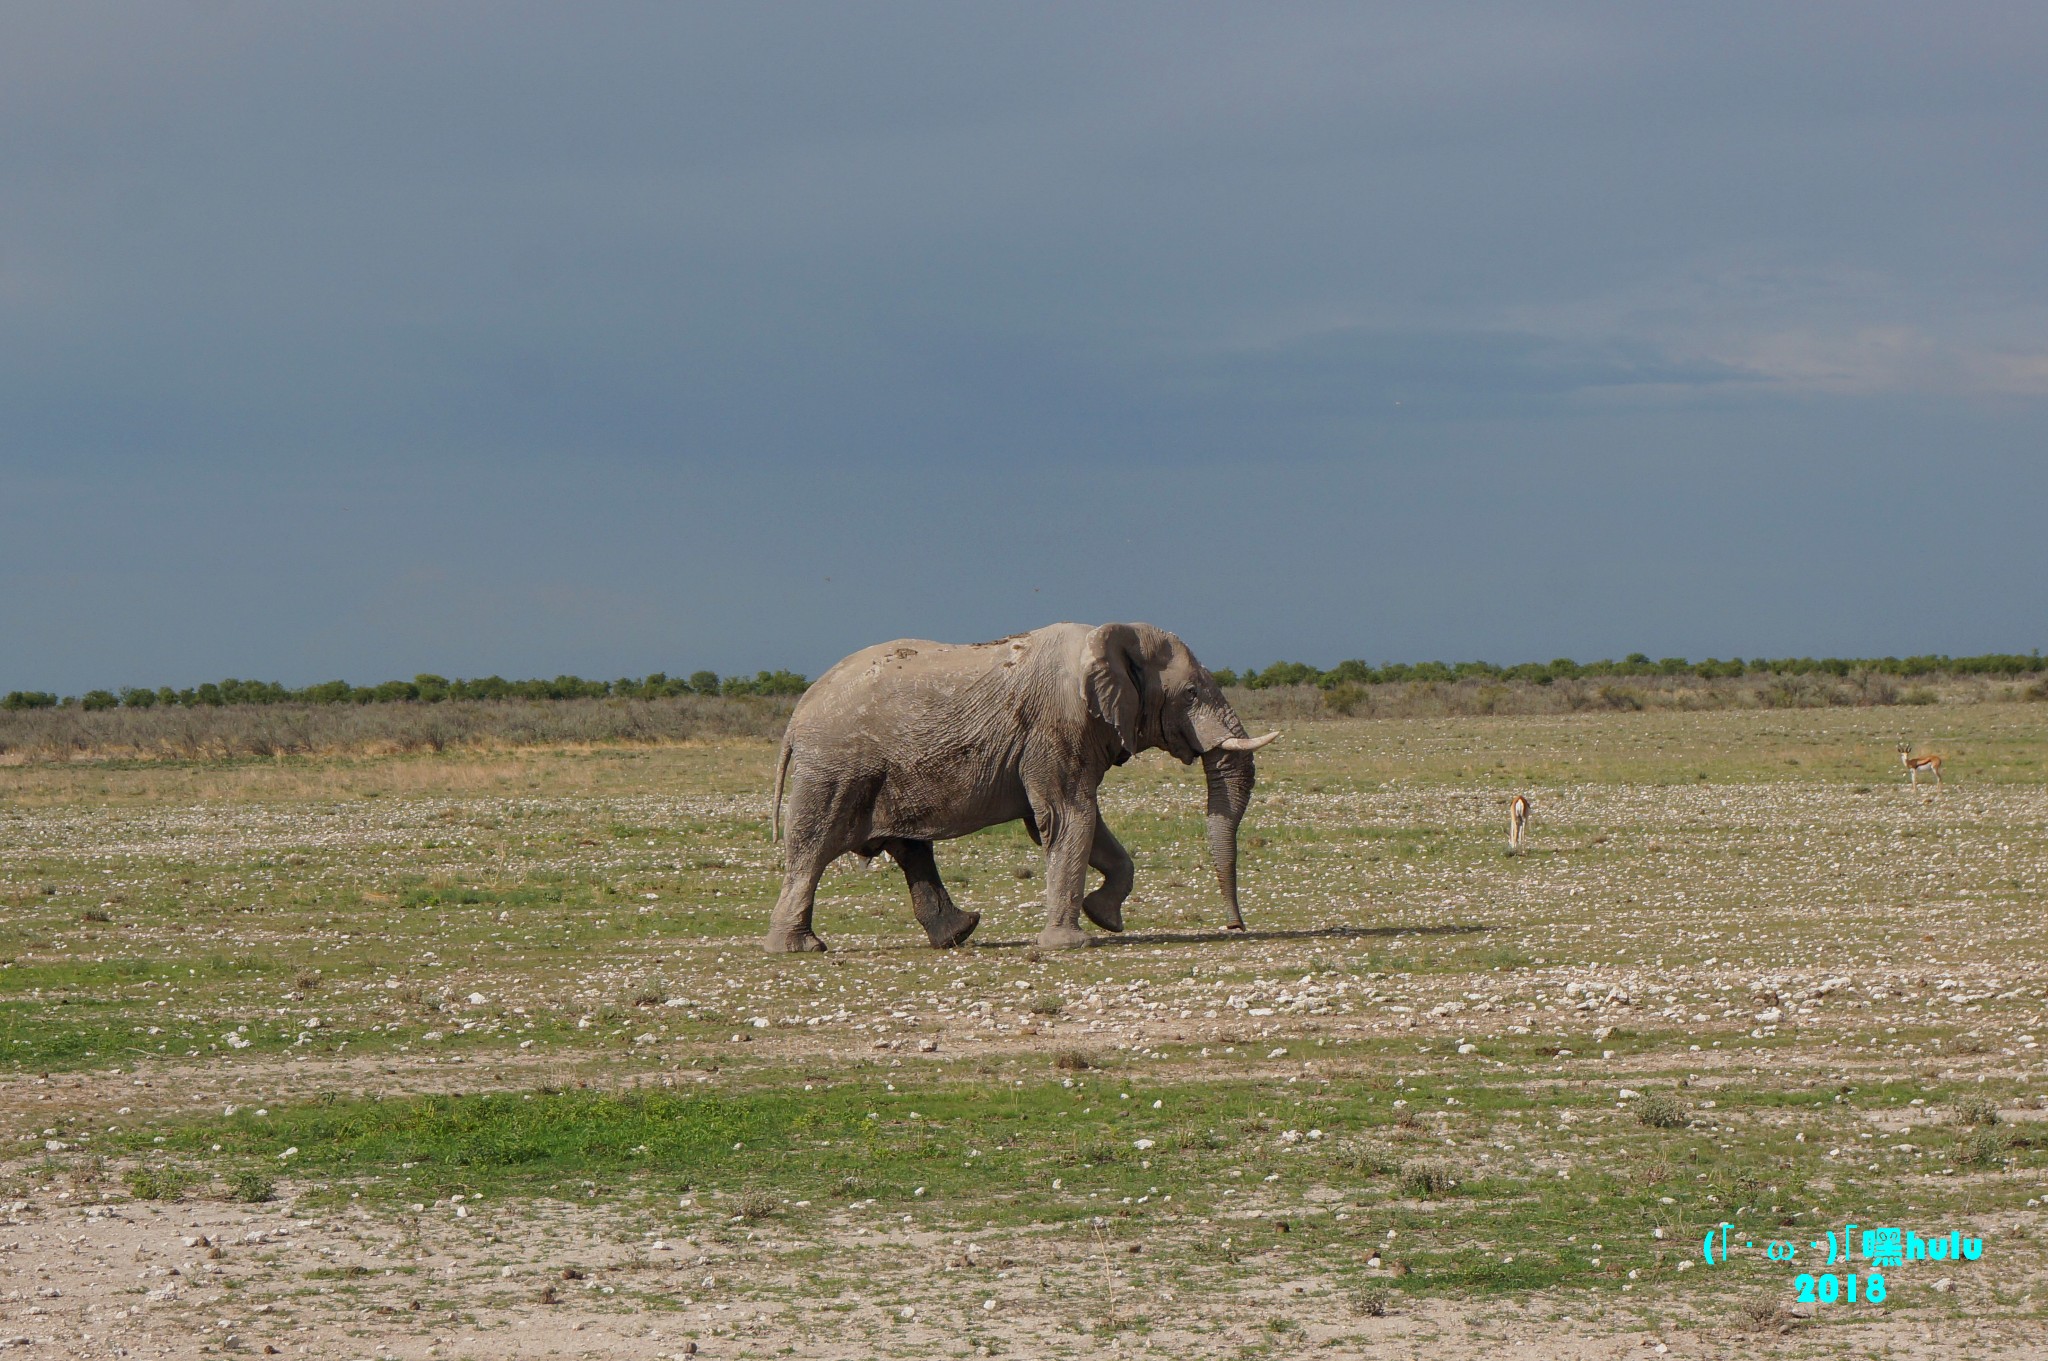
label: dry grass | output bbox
[1229,669,2046,723]
[0,693,793,765]
[1738,1294,1798,1334]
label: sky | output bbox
[5,3,2046,692]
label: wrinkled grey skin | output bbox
[766,622,1277,953]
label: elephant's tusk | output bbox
[1217,731,1279,753]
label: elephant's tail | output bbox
[771,737,793,843]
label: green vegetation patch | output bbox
[104,1062,2046,1301]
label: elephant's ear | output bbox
[1083,623,1144,756]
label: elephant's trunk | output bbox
[1202,746,1257,931]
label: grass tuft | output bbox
[1398,1157,1458,1198]
[1739,1295,1796,1334]
[1959,1127,2009,1168]
[1635,1092,1689,1129]
[1354,1286,1392,1317]
[125,1166,194,1202]
[733,1186,780,1221]
[227,1168,276,1203]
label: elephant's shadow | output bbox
[866,922,1492,951]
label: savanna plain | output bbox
[3,706,2046,1359]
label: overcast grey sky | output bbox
[5,3,2045,691]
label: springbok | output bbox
[1508,794,1531,853]
[1897,742,1943,787]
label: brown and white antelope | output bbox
[1897,742,1943,786]
[1508,794,1531,853]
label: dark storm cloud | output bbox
[3,4,2045,690]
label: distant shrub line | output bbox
[1209,650,2044,691]
[5,651,2043,714]
[0,669,810,712]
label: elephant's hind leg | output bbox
[765,838,834,953]
[761,818,839,953]
[766,768,882,953]
[884,838,980,948]
[1082,822,1134,933]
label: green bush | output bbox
[1959,1127,2009,1168]
[1244,660,1322,690]
[80,689,119,710]
[1324,682,1369,716]
[1,691,58,710]
[721,669,809,697]
[125,1166,194,1201]
[227,1168,276,1202]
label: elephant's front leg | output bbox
[883,839,980,949]
[1081,822,1134,934]
[1033,797,1099,950]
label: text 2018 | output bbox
[1794,1272,1886,1304]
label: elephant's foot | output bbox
[1081,893,1125,934]
[925,909,981,949]
[1035,922,1092,951]
[762,928,828,954]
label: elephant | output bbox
[765,622,1278,952]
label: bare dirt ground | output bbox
[4,708,2047,1358]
